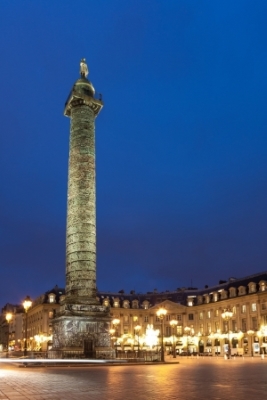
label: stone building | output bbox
[1,271,267,356]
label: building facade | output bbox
[1,271,267,356]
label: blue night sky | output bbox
[1,1,267,307]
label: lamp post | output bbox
[184,326,191,354]
[156,308,167,362]
[112,318,120,358]
[23,295,32,356]
[221,308,233,359]
[5,313,13,352]
[134,324,141,358]
[247,330,255,357]
[170,320,178,358]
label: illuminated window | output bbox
[215,309,219,317]
[48,311,54,319]
[249,283,256,293]
[241,305,246,313]
[48,294,55,303]
[252,303,257,312]
[142,301,149,309]
[200,324,204,334]
[123,300,129,309]
[207,311,211,319]
[260,282,266,292]
[177,326,182,336]
[199,312,203,320]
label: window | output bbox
[241,319,247,332]
[142,301,149,310]
[123,301,129,309]
[187,298,193,306]
[188,314,194,321]
[251,303,257,312]
[166,315,171,321]
[177,314,182,321]
[215,321,220,332]
[144,316,149,322]
[249,283,256,293]
[229,287,236,298]
[261,282,266,292]
[207,323,211,334]
[156,316,160,322]
[252,317,258,331]
[123,327,129,334]
[241,305,246,313]
[48,294,55,303]
[199,312,203,320]
[232,306,236,315]
[262,302,267,311]
[48,311,54,319]
[123,315,129,323]
[132,300,139,309]
[177,326,182,336]
[213,293,218,302]
[207,311,211,319]
[165,326,171,336]
[232,320,237,332]
[215,309,219,317]
[200,324,204,334]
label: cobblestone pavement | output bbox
[0,358,267,400]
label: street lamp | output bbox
[156,308,167,362]
[23,295,32,356]
[5,313,13,351]
[184,326,191,355]
[134,324,141,358]
[221,308,233,359]
[247,330,255,357]
[170,320,178,358]
[112,318,120,358]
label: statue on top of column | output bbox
[80,58,89,78]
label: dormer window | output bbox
[260,281,266,292]
[123,300,130,309]
[238,286,246,296]
[48,294,55,303]
[229,287,236,298]
[203,294,210,304]
[213,293,218,302]
[113,297,120,308]
[132,300,139,309]
[197,296,203,305]
[103,298,110,307]
[142,301,149,310]
[248,282,256,293]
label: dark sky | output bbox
[1,1,267,307]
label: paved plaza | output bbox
[0,358,266,400]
